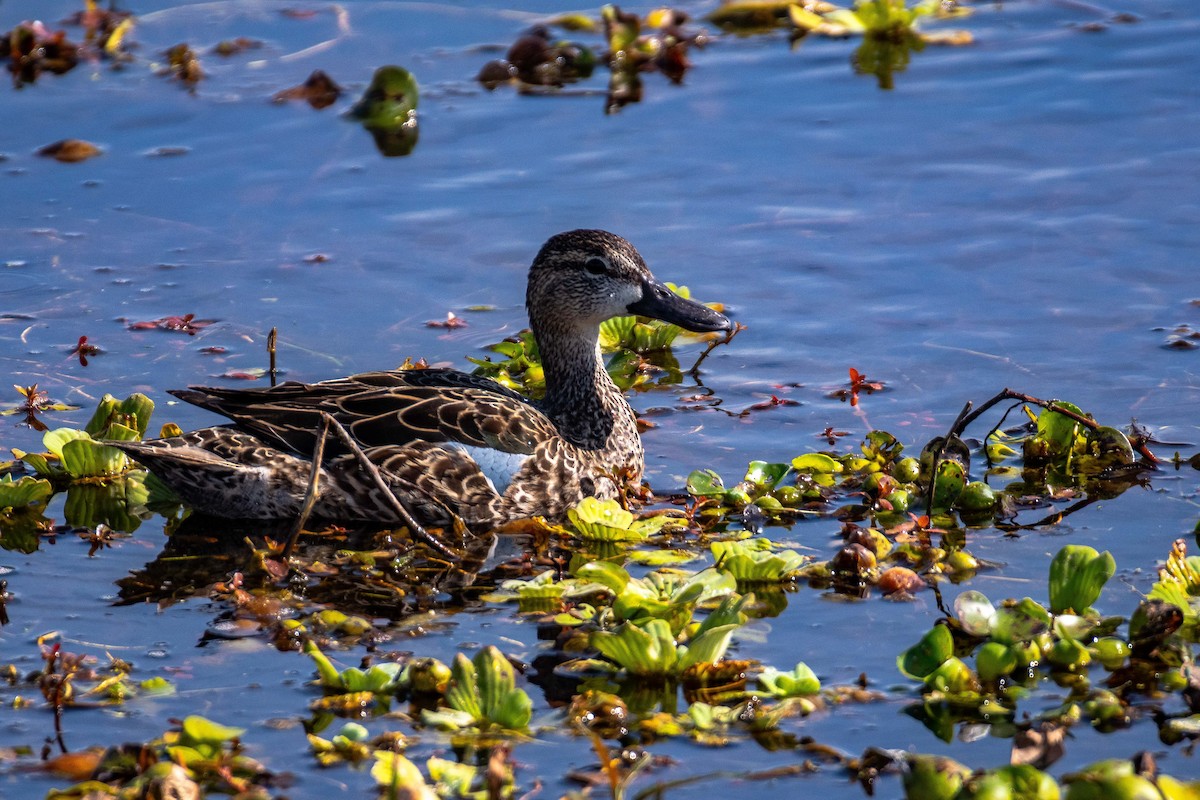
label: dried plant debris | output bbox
[212,36,262,56]
[127,313,216,335]
[36,139,102,163]
[1,22,80,86]
[1158,322,1199,350]
[1,2,135,86]
[162,43,203,85]
[273,69,342,109]
[477,25,597,89]
[478,6,705,111]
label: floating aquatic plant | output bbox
[308,722,373,767]
[349,65,419,157]
[306,641,406,701]
[567,496,673,542]
[425,646,533,732]
[590,616,740,678]
[14,393,154,480]
[1048,544,1116,616]
[0,474,52,509]
[711,538,807,583]
[371,751,438,800]
[580,560,739,634]
[756,661,821,699]
[1148,539,1200,639]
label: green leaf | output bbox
[970,765,1061,800]
[574,560,631,594]
[180,715,244,747]
[924,656,978,693]
[790,453,843,474]
[83,395,120,437]
[138,676,175,694]
[931,459,965,510]
[897,624,954,680]
[743,461,791,491]
[599,315,637,350]
[757,662,821,698]
[693,591,750,637]
[350,65,419,125]
[446,653,482,721]
[371,751,433,797]
[567,497,656,541]
[444,647,531,730]
[678,624,737,671]
[419,707,477,731]
[1048,545,1115,614]
[1037,401,1086,454]
[628,549,701,567]
[60,437,127,478]
[305,641,344,688]
[427,757,478,796]
[118,393,154,437]
[974,642,1018,682]
[84,393,154,438]
[990,598,1052,644]
[686,469,726,498]
[712,539,806,582]
[43,428,90,460]
[12,449,55,477]
[902,754,971,800]
[0,475,52,508]
[591,618,678,677]
[61,475,149,531]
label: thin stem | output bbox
[687,322,744,379]
[267,327,278,388]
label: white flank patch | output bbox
[447,443,529,495]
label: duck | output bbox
[114,230,732,541]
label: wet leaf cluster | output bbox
[879,750,1199,800]
[1,1,135,88]
[2,328,1196,800]
[477,25,597,89]
[479,4,708,113]
[41,713,277,799]
[305,641,532,732]
[0,393,172,546]
[894,540,1200,754]
[476,0,975,105]
[272,69,342,109]
[726,0,974,90]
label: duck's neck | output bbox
[536,327,637,453]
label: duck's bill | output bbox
[627,278,733,333]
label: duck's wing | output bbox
[171,370,555,459]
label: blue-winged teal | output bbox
[116,230,732,530]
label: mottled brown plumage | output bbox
[115,230,732,528]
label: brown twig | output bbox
[688,322,744,378]
[324,413,462,561]
[955,388,1160,464]
[267,327,278,388]
[995,494,1104,534]
[281,413,331,561]
[278,412,463,562]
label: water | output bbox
[1,0,1198,796]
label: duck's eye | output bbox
[584,257,608,275]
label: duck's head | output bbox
[526,229,732,336]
